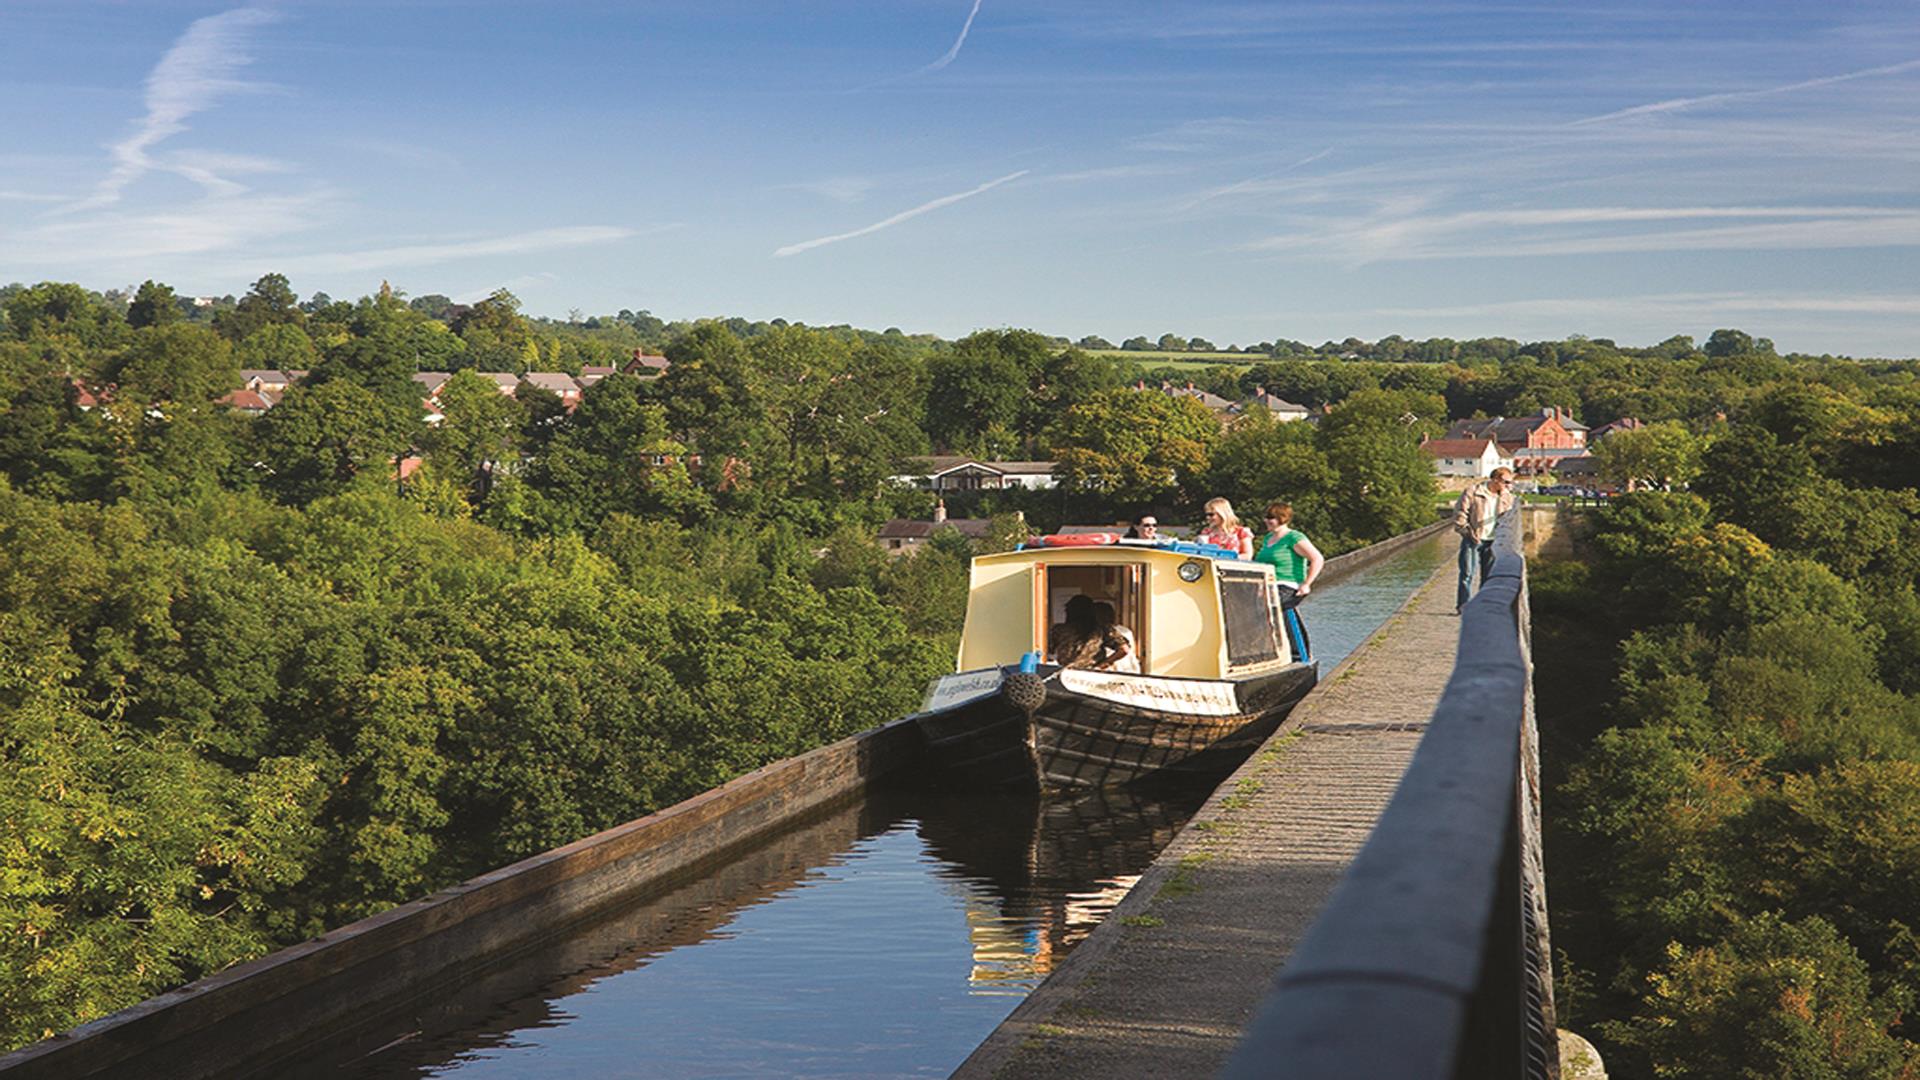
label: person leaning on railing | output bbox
[1451,466,1515,614]
[1255,502,1323,662]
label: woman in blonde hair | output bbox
[1197,497,1255,559]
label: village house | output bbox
[239,369,304,394]
[624,351,671,379]
[893,456,1059,493]
[1420,437,1512,480]
[1444,406,1586,455]
[520,371,583,405]
[875,501,1010,555]
[1589,417,1644,441]
[1134,379,1237,423]
[217,389,276,416]
[1228,387,1312,423]
[576,365,618,389]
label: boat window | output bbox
[1039,563,1145,667]
[1219,568,1283,667]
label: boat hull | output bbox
[914,663,1319,790]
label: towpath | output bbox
[954,559,1463,1078]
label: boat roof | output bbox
[1003,535,1248,561]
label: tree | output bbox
[1204,409,1337,532]
[452,289,536,372]
[213,273,303,342]
[533,374,710,524]
[237,324,319,373]
[924,330,1116,454]
[1077,335,1113,350]
[421,371,525,498]
[1156,333,1188,351]
[1607,914,1920,1079]
[126,280,181,330]
[109,323,237,406]
[1311,389,1443,547]
[1702,328,1756,358]
[1591,421,1705,491]
[257,380,416,504]
[1046,388,1217,504]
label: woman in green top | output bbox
[1256,503,1325,662]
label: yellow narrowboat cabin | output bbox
[914,535,1317,789]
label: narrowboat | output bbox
[912,535,1318,790]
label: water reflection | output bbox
[295,780,1212,1079]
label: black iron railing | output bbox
[1219,508,1556,1080]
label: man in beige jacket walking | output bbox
[1452,467,1515,612]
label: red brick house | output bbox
[1444,407,1585,455]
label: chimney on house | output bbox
[933,499,947,524]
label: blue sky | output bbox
[4,1,1918,356]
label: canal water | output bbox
[299,535,1449,1079]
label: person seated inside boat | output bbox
[1048,595,1106,669]
[1123,514,1159,541]
[1091,601,1140,673]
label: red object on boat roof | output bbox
[1033,533,1123,547]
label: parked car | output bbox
[1540,484,1579,496]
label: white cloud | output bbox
[920,0,985,74]
[273,226,643,275]
[65,7,281,213]
[1243,204,1920,262]
[1572,57,1920,126]
[1366,291,1920,322]
[8,191,335,268]
[784,176,878,204]
[774,170,1029,257]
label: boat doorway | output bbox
[1039,563,1146,669]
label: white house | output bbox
[892,456,1059,493]
[1420,437,1510,478]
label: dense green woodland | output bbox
[0,275,1913,1073]
[1530,377,1920,1076]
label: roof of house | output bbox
[903,457,1058,477]
[412,371,453,393]
[1446,407,1583,443]
[626,353,671,375]
[239,369,292,384]
[878,518,994,540]
[1139,380,1234,411]
[218,389,275,412]
[1421,437,1501,457]
[1233,388,1311,414]
[521,372,581,394]
[1590,417,1645,438]
[476,372,521,392]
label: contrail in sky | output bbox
[65,6,280,213]
[920,0,985,74]
[1572,57,1920,125]
[774,170,1029,257]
